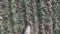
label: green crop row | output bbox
[3,0,9,34]
[52,0,58,34]
[36,0,45,34]
[8,0,16,34]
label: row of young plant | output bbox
[21,0,38,34]
[21,0,30,34]
[52,0,58,34]
[2,0,9,34]
[32,0,38,34]
[16,0,25,34]
[36,0,45,34]
[8,0,16,34]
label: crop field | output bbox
[0,0,60,34]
